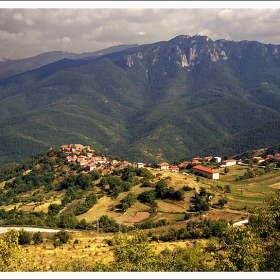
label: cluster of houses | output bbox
[61,144,108,171]
[59,144,241,180]
[60,144,280,180]
[156,156,238,180]
[156,153,280,180]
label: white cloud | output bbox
[12,12,23,21]
[1,6,280,59]
[57,36,72,44]
[0,29,25,40]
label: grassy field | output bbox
[19,228,199,272]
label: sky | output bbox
[1,1,280,60]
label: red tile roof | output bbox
[222,159,236,163]
[158,162,169,167]
[193,165,219,174]
[170,165,179,169]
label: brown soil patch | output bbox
[125,211,150,223]
[156,200,186,212]
[270,182,280,189]
[203,208,249,223]
[236,187,265,197]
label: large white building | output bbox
[193,165,219,180]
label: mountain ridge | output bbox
[0,44,138,78]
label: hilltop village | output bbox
[60,144,280,180]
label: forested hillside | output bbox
[1,35,280,165]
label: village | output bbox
[60,144,280,181]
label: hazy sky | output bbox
[1,1,280,60]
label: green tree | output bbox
[224,166,230,174]
[215,227,264,271]
[224,185,231,194]
[89,170,102,180]
[18,228,32,245]
[155,179,169,199]
[32,231,43,245]
[109,230,158,271]
[48,203,61,215]
[0,229,21,271]
[121,192,137,211]
[76,173,93,190]
[172,189,185,201]
[138,190,156,204]
[98,215,120,233]
[54,230,71,244]
[0,229,38,271]
[60,174,77,190]
[76,218,92,230]
[218,197,228,207]
[59,212,79,229]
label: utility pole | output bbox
[118,212,122,233]
[96,217,100,248]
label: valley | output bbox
[1,33,280,272]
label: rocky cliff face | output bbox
[123,34,280,74]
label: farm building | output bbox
[221,159,237,167]
[193,165,219,180]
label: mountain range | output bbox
[0,44,138,78]
[1,34,280,166]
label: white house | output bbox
[157,162,169,170]
[85,163,96,171]
[193,165,219,180]
[221,159,236,167]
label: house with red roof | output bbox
[203,156,213,162]
[192,157,202,163]
[157,162,170,170]
[91,156,107,165]
[169,165,179,172]
[221,159,236,167]
[193,165,219,180]
[252,157,265,163]
[61,145,71,152]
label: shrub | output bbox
[32,232,43,245]
[18,229,32,245]
[54,230,71,244]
